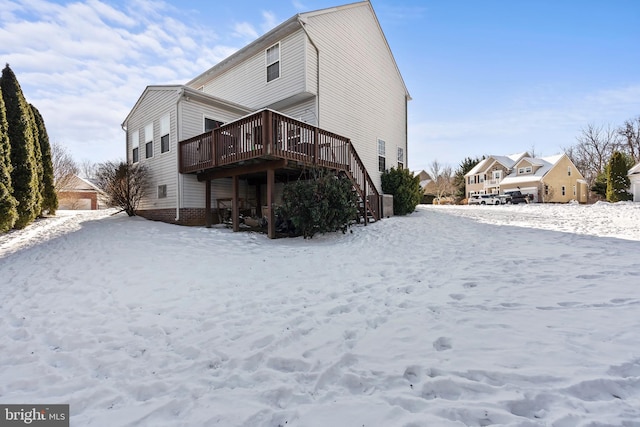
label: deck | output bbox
[178,109,380,237]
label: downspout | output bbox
[175,88,185,222]
[120,123,128,162]
[297,17,320,127]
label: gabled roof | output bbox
[466,158,492,176]
[122,85,252,127]
[507,151,529,162]
[186,1,410,98]
[465,152,532,177]
[59,174,105,193]
[500,154,565,185]
[629,162,640,176]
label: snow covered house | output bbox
[465,152,588,203]
[629,162,640,202]
[122,1,410,237]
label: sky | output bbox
[1,0,639,173]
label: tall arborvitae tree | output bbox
[30,104,57,215]
[0,84,18,232]
[28,105,44,215]
[1,64,41,228]
[606,151,633,202]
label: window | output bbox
[518,166,532,174]
[562,186,566,196]
[378,139,386,172]
[131,129,139,163]
[545,185,549,195]
[160,114,170,153]
[158,185,167,199]
[145,123,153,159]
[266,43,280,82]
[568,166,572,176]
[397,147,404,169]
[573,185,577,196]
[204,118,223,132]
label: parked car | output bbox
[495,195,510,205]
[503,190,532,204]
[468,194,501,205]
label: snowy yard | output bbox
[1,203,640,426]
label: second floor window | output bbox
[518,166,532,174]
[160,114,170,153]
[266,43,280,82]
[131,129,139,163]
[145,123,153,159]
[378,139,386,172]
[397,147,404,169]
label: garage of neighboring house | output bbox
[57,174,107,210]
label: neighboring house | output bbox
[415,170,436,203]
[465,152,588,203]
[465,152,529,197]
[122,1,410,237]
[629,162,640,201]
[57,174,107,210]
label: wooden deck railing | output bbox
[179,109,380,221]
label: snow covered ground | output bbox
[1,203,639,426]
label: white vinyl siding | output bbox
[199,31,308,110]
[303,4,408,191]
[124,87,180,210]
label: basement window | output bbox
[158,185,167,199]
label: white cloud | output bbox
[261,11,279,33]
[292,1,307,11]
[232,22,259,40]
[0,0,242,164]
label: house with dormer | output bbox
[122,1,410,237]
[465,152,588,203]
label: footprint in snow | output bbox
[433,337,452,351]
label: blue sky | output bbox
[1,0,639,172]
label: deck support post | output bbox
[205,179,212,228]
[232,175,240,232]
[267,168,275,239]
[363,178,368,226]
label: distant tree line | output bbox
[1,64,58,232]
[564,116,639,202]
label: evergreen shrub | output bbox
[278,169,358,239]
[381,167,422,215]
